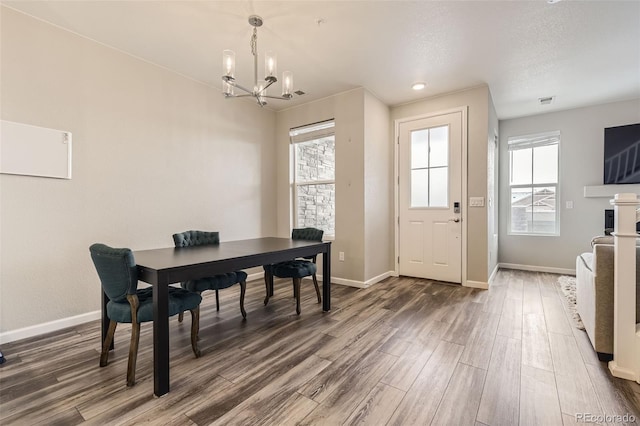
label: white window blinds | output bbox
[508,131,560,151]
[289,120,335,144]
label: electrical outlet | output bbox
[566,201,574,209]
[339,251,345,261]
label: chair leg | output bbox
[312,274,322,304]
[215,289,220,311]
[264,270,272,305]
[179,290,201,323]
[126,322,141,387]
[240,280,247,319]
[190,307,201,358]
[293,277,301,315]
[100,320,117,367]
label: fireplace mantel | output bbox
[583,184,640,198]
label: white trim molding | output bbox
[252,271,395,290]
[488,264,499,285]
[498,262,575,276]
[317,271,394,289]
[465,280,489,290]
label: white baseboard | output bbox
[488,264,499,285]
[498,263,575,276]
[316,271,394,289]
[246,271,264,282]
[464,280,489,290]
[0,310,101,345]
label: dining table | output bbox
[101,237,331,397]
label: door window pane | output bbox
[429,167,448,207]
[411,169,429,207]
[411,130,429,169]
[429,126,448,167]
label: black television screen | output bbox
[604,123,640,184]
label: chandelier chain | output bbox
[250,27,257,57]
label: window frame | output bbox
[507,131,561,237]
[290,120,336,239]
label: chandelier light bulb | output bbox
[265,51,277,78]
[282,71,293,97]
[222,50,235,77]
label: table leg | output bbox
[153,282,170,397]
[101,290,113,350]
[322,244,331,312]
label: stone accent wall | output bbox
[295,137,335,235]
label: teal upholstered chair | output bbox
[89,243,201,387]
[263,227,323,315]
[173,231,247,319]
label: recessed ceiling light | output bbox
[547,0,562,4]
[412,82,426,91]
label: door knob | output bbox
[449,218,461,223]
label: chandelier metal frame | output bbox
[222,15,293,107]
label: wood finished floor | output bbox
[1,270,639,425]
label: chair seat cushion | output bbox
[181,271,248,293]
[107,287,202,323]
[268,260,317,278]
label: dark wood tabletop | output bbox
[124,236,331,397]
[134,237,330,284]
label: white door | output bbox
[398,111,463,283]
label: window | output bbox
[508,131,560,235]
[410,125,449,207]
[290,120,335,237]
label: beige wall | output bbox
[0,8,277,334]
[499,99,640,271]
[391,85,492,284]
[275,88,393,283]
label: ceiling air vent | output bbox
[294,90,306,96]
[539,96,555,105]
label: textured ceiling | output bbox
[3,1,640,119]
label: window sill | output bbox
[507,232,560,237]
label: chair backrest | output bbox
[173,230,219,247]
[89,243,138,303]
[292,227,324,242]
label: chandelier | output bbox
[222,15,294,107]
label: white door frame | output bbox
[394,106,469,286]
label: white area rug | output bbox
[558,275,585,330]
